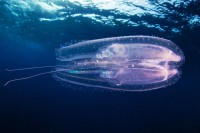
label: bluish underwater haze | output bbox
[0,0,200,133]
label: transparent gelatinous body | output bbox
[54,36,184,91]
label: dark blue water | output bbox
[0,0,200,133]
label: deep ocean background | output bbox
[0,0,200,133]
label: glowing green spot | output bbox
[68,70,79,74]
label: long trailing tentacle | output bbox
[4,68,103,86]
[4,69,67,86]
[5,65,67,72]
[4,64,104,86]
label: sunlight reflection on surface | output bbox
[1,0,200,33]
